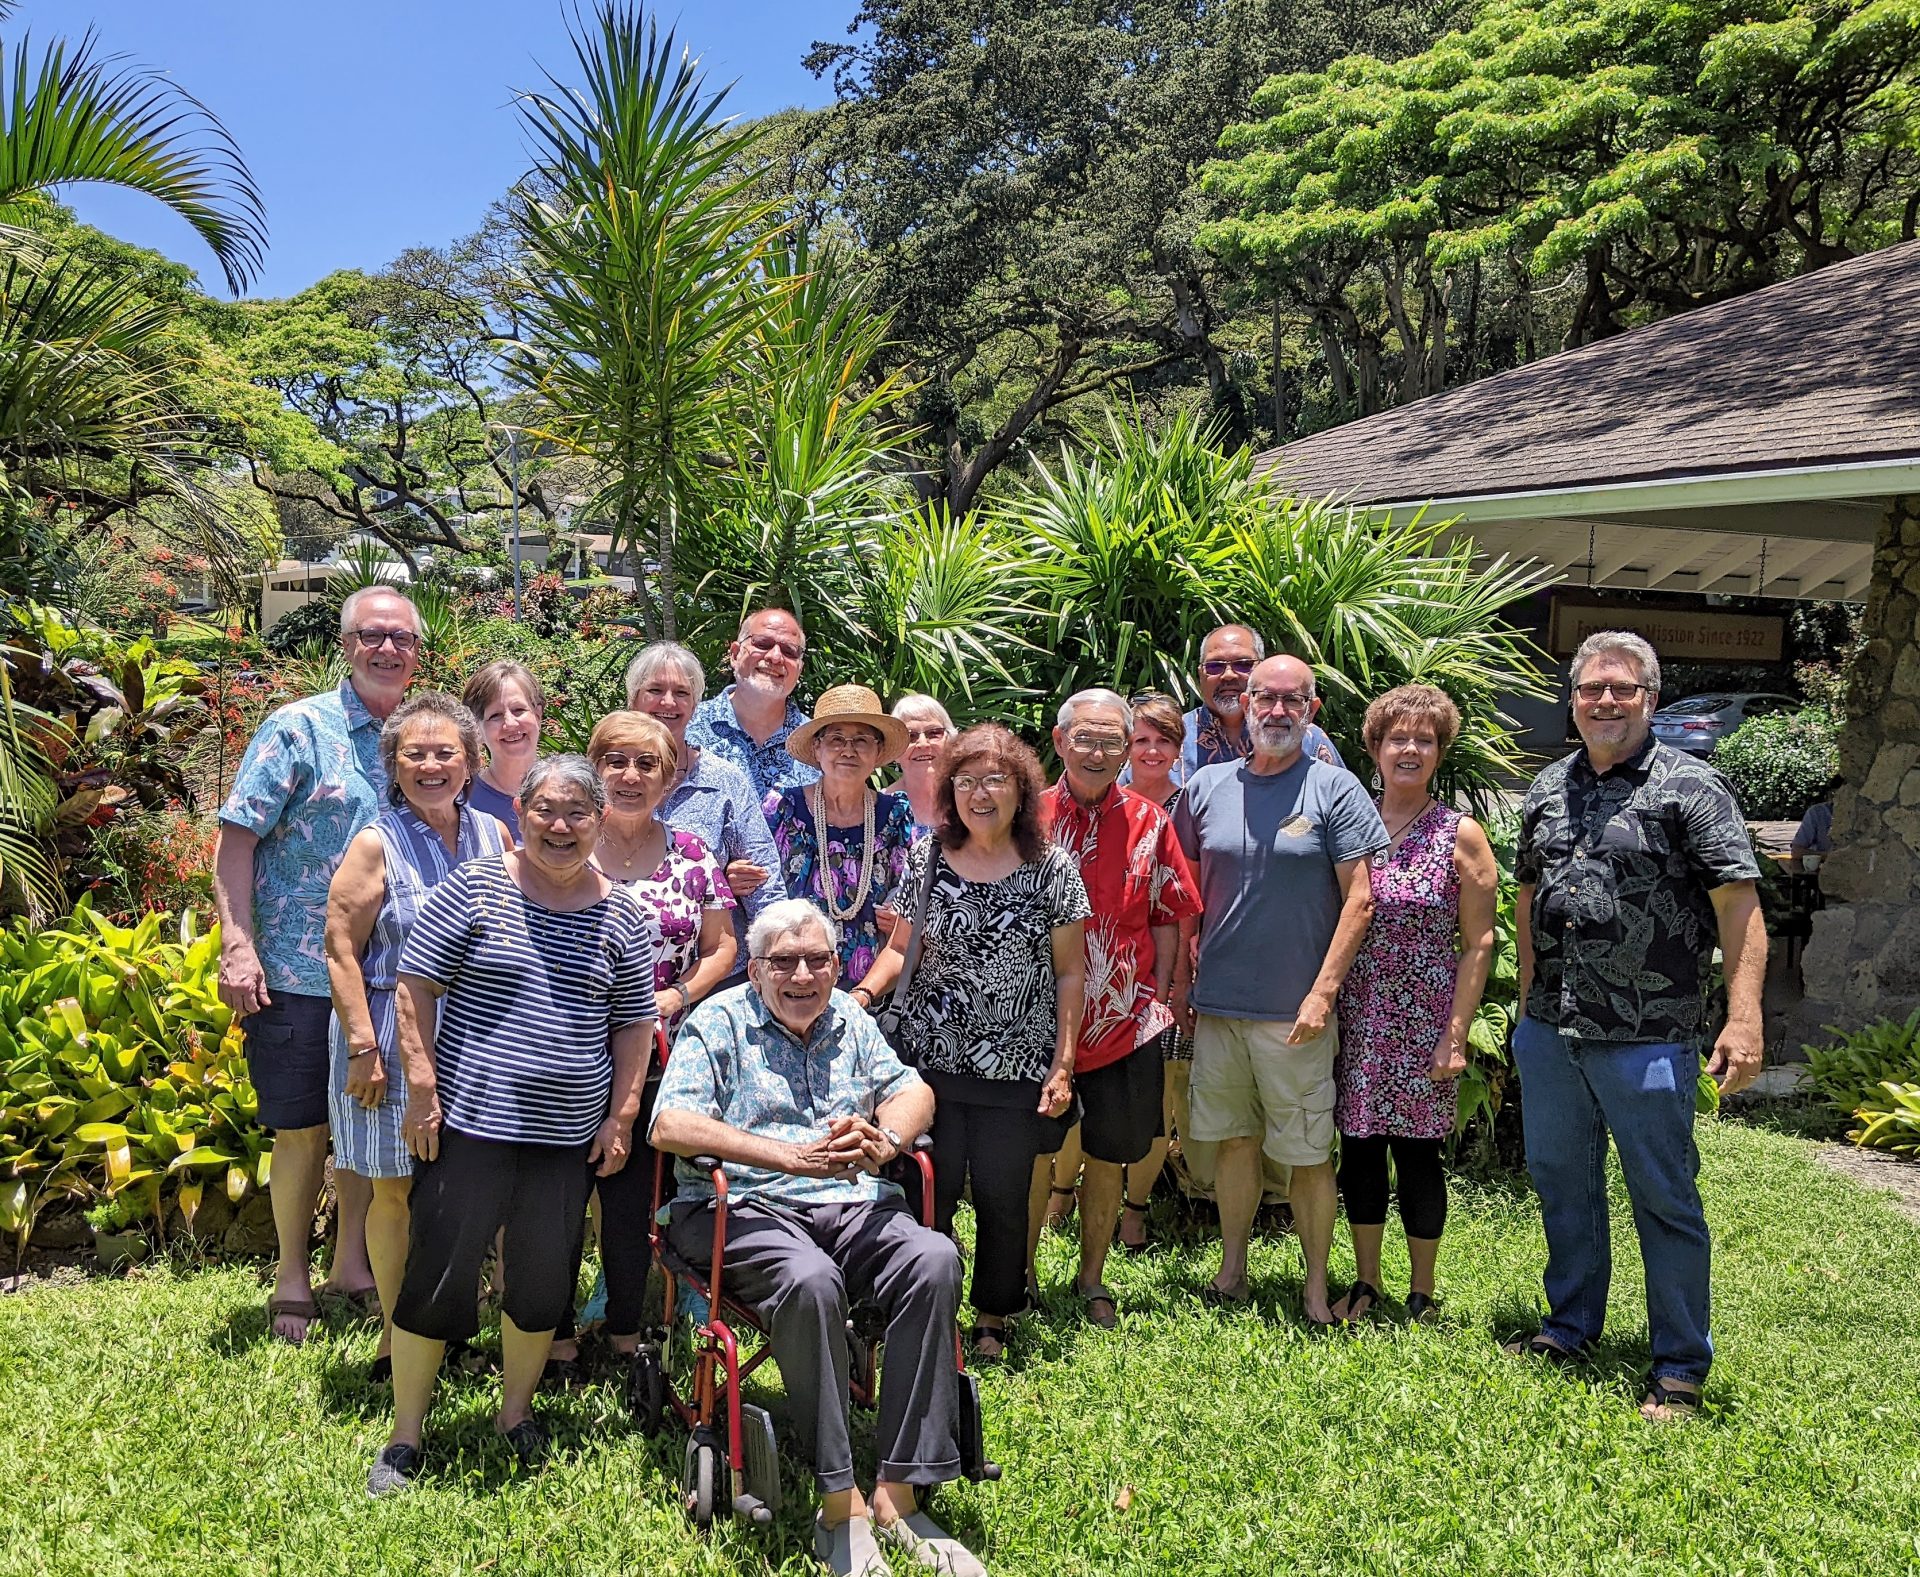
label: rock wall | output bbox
[1796,496,1920,1047]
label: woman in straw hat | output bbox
[763,685,918,1005]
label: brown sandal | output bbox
[266,1294,319,1345]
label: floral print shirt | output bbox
[611,828,733,1039]
[651,984,923,1206]
[218,679,386,996]
[765,787,916,985]
[688,686,820,802]
[1516,736,1760,1044]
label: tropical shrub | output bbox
[0,902,264,1260]
[261,596,339,656]
[1712,707,1839,819]
[1851,1084,1920,1157]
[1804,1011,1920,1121]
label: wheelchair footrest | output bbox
[738,1402,783,1514]
[957,1369,999,1482]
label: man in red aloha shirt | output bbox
[1042,687,1202,1327]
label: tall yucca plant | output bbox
[511,3,787,640]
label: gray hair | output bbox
[1572,630,1662,696]
[1056,686,1135,736]
[625,641,706,707]
[736,607,808,645]
[1202,623,1266,661]
[891,693,954,733]
[379,692,485,806]
[519,753,606,813]
[339,585,421,636]
[747,898,839,958]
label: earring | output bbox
[1370,767,1382,791]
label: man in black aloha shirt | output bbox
[1512,630,1765,1421]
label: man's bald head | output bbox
[1253,655,1316,697]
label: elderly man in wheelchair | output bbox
[650,898,988,1577]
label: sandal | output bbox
[1076,1283,1119,1330]
[1044,1185,1077,1230]
[1200,1278,1251,1308]
[1335,1280,1380,1325]
[1405,1291,1439,1324]
[1118,1198,1151,1255]
[1640,1377,1702,1423]
[266,1293,319,1345]
[967,1324,1007,1363]
[499,1416,551,1467]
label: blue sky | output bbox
[9,1,847,299]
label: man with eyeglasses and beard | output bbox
[1508,631,1764,1422]
[688,607,821,802]
[1169,623,1345,785]
[214,585,424,1344]
[1173,655,1386,1324]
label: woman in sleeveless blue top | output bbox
[326,694,512,1371]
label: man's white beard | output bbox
[1250,717,1298,753]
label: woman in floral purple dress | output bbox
[763,685,916,1003]
[1333,685,1498,1323]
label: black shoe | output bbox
[500,1416,550,1468]
[367,1442,421,1497]
[1405,1291,1439,1324]
[367,1354,393,1385]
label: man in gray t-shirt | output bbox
[1173,655,1386,1322]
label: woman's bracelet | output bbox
[850,985,873,1007]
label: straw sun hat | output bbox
[785,684,909,767]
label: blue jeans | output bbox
[1512,1015,1712,1383]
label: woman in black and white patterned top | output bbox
[882,724,1088,1360]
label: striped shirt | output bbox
[398,855,660,1145]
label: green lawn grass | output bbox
[3,1119,1919,1576]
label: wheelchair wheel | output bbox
[845,1327,874,1400]
[683,1436,718,1529]
[625,1343,666,1435]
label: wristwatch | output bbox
[879,1126,903,1159]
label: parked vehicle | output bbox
[1652,692,1799,755]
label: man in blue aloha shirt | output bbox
[213,584,421,1344]
[687,607,821,802]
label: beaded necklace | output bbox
[808,781,877,921]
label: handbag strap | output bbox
[887,842,939,1008]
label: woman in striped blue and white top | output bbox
[364,755,659,1497]
[324,692,514,1381]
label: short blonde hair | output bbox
[586,710,680,771]
[1361,684,1462,756]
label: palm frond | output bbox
[0,30,265,294]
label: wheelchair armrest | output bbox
[692,1155,724,1174]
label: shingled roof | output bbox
[1254,240,1920,505]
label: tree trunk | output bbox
[1271,297,1286,441]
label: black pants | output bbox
[394,1127,593,1343]
[1337,1133,1448,1240]
[926,1072,1069,1317]
[558,1074,668,1341]
[667,1195,964,1493]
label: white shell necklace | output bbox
[808,780,877,921]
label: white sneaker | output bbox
[878,1510,989,1576]
[815,1512,888,1576]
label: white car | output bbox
[1650,692,1799,755]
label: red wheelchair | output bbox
[627,1139,1000,1529]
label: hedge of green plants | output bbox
[0,902,264,1259]
[1805,1010,1920,1157]
[1712,706,1839,820]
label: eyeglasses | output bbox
[525,801,598,826]
[350,628,421,653]
[598,752,664,774]
[742,633,804,662]
[818,728,881,753]
[756,950,836,976]
[398,746,462,766]
[1248,689,1313,712]
[952,772,1013,794]
[1574,681,1650,702]
[1066,732,1128,757]
[1201,658,1256,678]
[904,724,950,744]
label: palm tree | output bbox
[510,3,786,640]
[0,6,265,917]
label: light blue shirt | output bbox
[687,685,820,802]
[218,680,386,997]
[650,984,923,1207]
[662,746,787,981]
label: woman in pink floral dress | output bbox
[1333,685,1499,1323]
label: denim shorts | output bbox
[241,990,333,1131]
